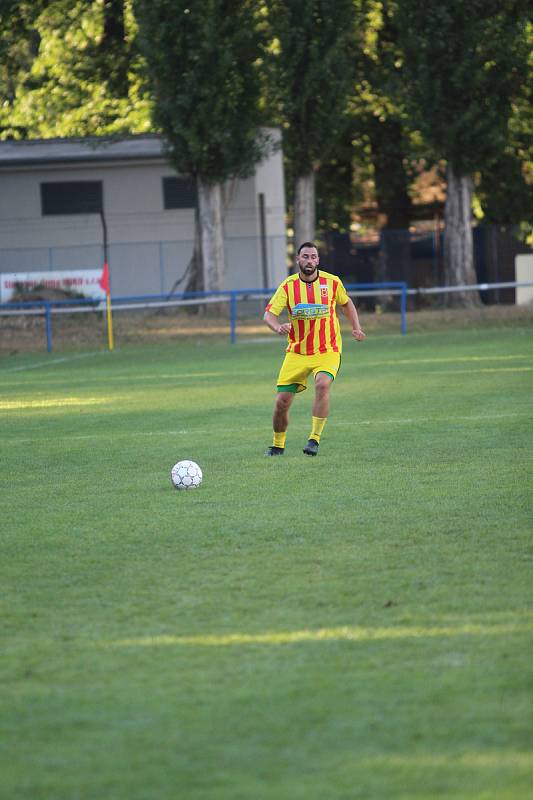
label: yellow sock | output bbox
[273,431,287,449]
[309,416,327,442]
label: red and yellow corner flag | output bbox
[99,262,110,295]
[99,261,114,351]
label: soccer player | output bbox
[263,241,365,456]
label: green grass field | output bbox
[2,321,533,799]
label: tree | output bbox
[0,0,151,139]
[314,2,415,237]
[347,2,416,291]
[310,1,416,294]
[354,3,414,231]
[0,0,48,138]
[478,152,533,229]
[477,21,533,237]
[67,0,132,99]
[395,0,531,305]
[267,0,358,250]
[135,0,271,292]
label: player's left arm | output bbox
[340,298,366,341]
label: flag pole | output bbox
[104,264,114,351]
[99,210,114,351]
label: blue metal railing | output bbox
[0,282,408,352]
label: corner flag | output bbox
[99,262,110,295]
[99,261,114,351]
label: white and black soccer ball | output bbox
[171,460,203,490]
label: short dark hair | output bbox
[297,241,318,254]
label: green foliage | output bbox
[1,0,530,233]
[0,0,46,138]
[349,2,418,228]
[267,0,359,175]
[135,0,270,182]
[395,0,531,176]
[476,20,533,233]
[314,1,417,233]
[0,0,152,139]
[477,152,533,228]
[2,326,533,798]
[315,132,359,234]
[365,114,413,228]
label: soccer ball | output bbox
[171,460,203,490]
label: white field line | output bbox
[2,370,265,386]
[1,351,101,373]
[5,429,209,444]
[363,354,533,367]
[336,412,529,426]
[3,413,529,445]
[0,396,118,410]
[3,354,531,386]
[423,366,533,374]
[105,620,533,649]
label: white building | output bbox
[0,131,287,297]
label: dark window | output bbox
[41,181,103,215]
[163,177,197,209]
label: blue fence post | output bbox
[400,283,408,335]
[44,302,53,352]
[230,293,238,344]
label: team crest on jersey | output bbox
[321,286,329,298]
[291,303,329,320]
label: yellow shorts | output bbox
[276,351,341,393]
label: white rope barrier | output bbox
[1,280,533,319]
[408,281,533,295]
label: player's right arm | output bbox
[264,310,291,336]
[264,281,292,336]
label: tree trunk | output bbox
[376,229,411,310]
[101,0,128,97]
[443,164,480,307]
[103,0,126,44]
[368,117,412,231]
[197,178,225,293]
[182,206,203,306]
[367,116,413,308]
[294,172,315,252]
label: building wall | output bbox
[0,132,287,296]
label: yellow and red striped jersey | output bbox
[265,270,349,354]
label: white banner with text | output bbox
[1,269,104,302]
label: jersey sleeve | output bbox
[265,282,288,316]
[335,279,349,306]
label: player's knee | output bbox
[276,392,293,411]
[315,375,332,394]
